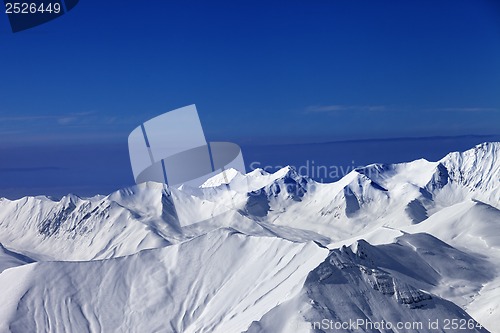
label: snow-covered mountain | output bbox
[0,142,498,332]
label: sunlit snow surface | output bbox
[0,142,499,332]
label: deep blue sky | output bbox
[1,0,499,197]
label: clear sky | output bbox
[0,0,499,197]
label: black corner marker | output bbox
[4,0,79,33]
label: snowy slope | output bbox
[440,142,500,207]
[246,240,489,333]
[0,187,170,260]
[0,243,34,273]
[0,229,328,333]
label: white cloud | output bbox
[305,105,387,113]
[429,107,498,112]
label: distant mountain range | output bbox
[0,142,498,332]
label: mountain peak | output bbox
[200,168,241,188]
[439,141,499,195]
[271,165,311,183]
